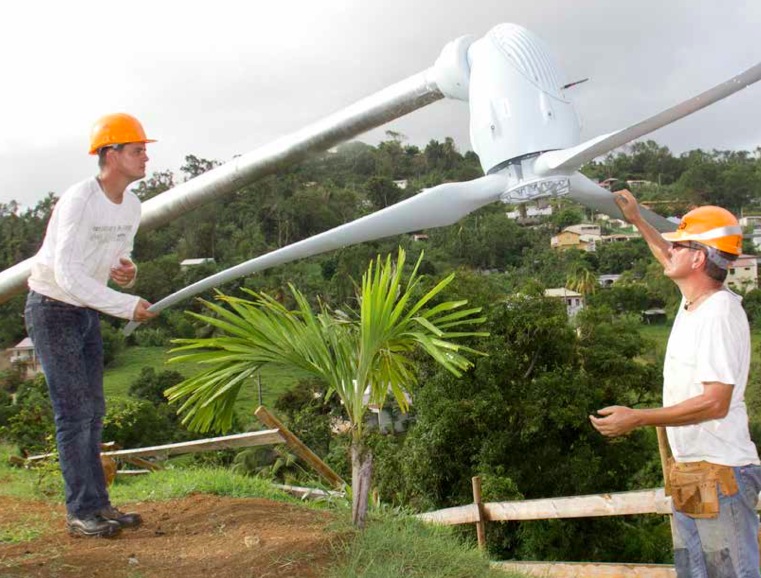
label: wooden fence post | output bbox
[255,405,346,490]
[472,475,487,550]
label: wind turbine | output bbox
[122,23,761,334]
[0,24,756,323]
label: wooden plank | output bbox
[7,455,26,467]
[102,429,284,460]
[417,504,479,525]
[484,489,673,522]
[255,406,346,490]
[273,483,346,500]
[25,441,119,463]
[122,456,163,471]
[493,561,676,577]
[418,489,672,526]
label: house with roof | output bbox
[739,216,761,229]
[544,288,585,318]
[551,224,602,252]
[506,204,553,225]
[6,337,42,378]
[599,274,622,288]
[726,255,758,292]
[600,233,640,244]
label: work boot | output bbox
[66,514,121,538]
[96,505,143,529]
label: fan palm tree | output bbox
[165,248,486,527]
[567,264,598,296]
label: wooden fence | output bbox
[417,476,761,577]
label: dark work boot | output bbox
[96,505,143,529]
[66,514,121,538]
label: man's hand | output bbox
[589,405,640,437]
[132,299,158,322]
[110,258,137,287]
[613,189,642,224]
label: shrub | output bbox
[129,367,186,405]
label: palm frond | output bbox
[167,247,488,439]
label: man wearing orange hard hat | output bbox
[25,113,159,538]
[590,191,761,576]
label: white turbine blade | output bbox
[124,174,507,335]
[568,173,676,233]
[536,62,761,175]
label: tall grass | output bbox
[328,511,520,578]
[108,466,304,504]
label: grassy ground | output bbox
[0,443,520,578]
[104,345,311,424]
[637,321,761,363]
[327,512,516,578]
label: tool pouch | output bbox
[667,459,738,518]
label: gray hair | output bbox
[701,245,737,283]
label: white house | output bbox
[332,384,413,434]
[565,224,601,237]
[506,205,553,224]
[599,274,622,288]
[362,385,413,434]
[6,337,41,377]
[544,288,585,318]
[726,255,758,292]
[739,216,761,229]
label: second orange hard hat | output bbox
[662,205,742,256]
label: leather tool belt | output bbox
[667,459,738,518]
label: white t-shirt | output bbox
[28,177,142,320]
[664,289,759,466]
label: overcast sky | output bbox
[2,0,760,208]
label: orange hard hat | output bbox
[89,113,156,155]
[662,205,742,256]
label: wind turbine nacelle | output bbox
[467,24,581,175]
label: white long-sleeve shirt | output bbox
[29,177,142,320]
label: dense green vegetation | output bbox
[2,135,761,564]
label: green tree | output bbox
[566,265,598,296]
[128,367,187,405]
[742,289,761,328]
[100,320,125,366]
[394,297,664,561]
[165,248,485,527]
[364,176,404,210]
[550,207,584,232]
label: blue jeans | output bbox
[673,464,761,577]
[25,291,111,518]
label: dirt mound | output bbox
[0,494,342,577]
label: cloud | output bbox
[2,0,760,208]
